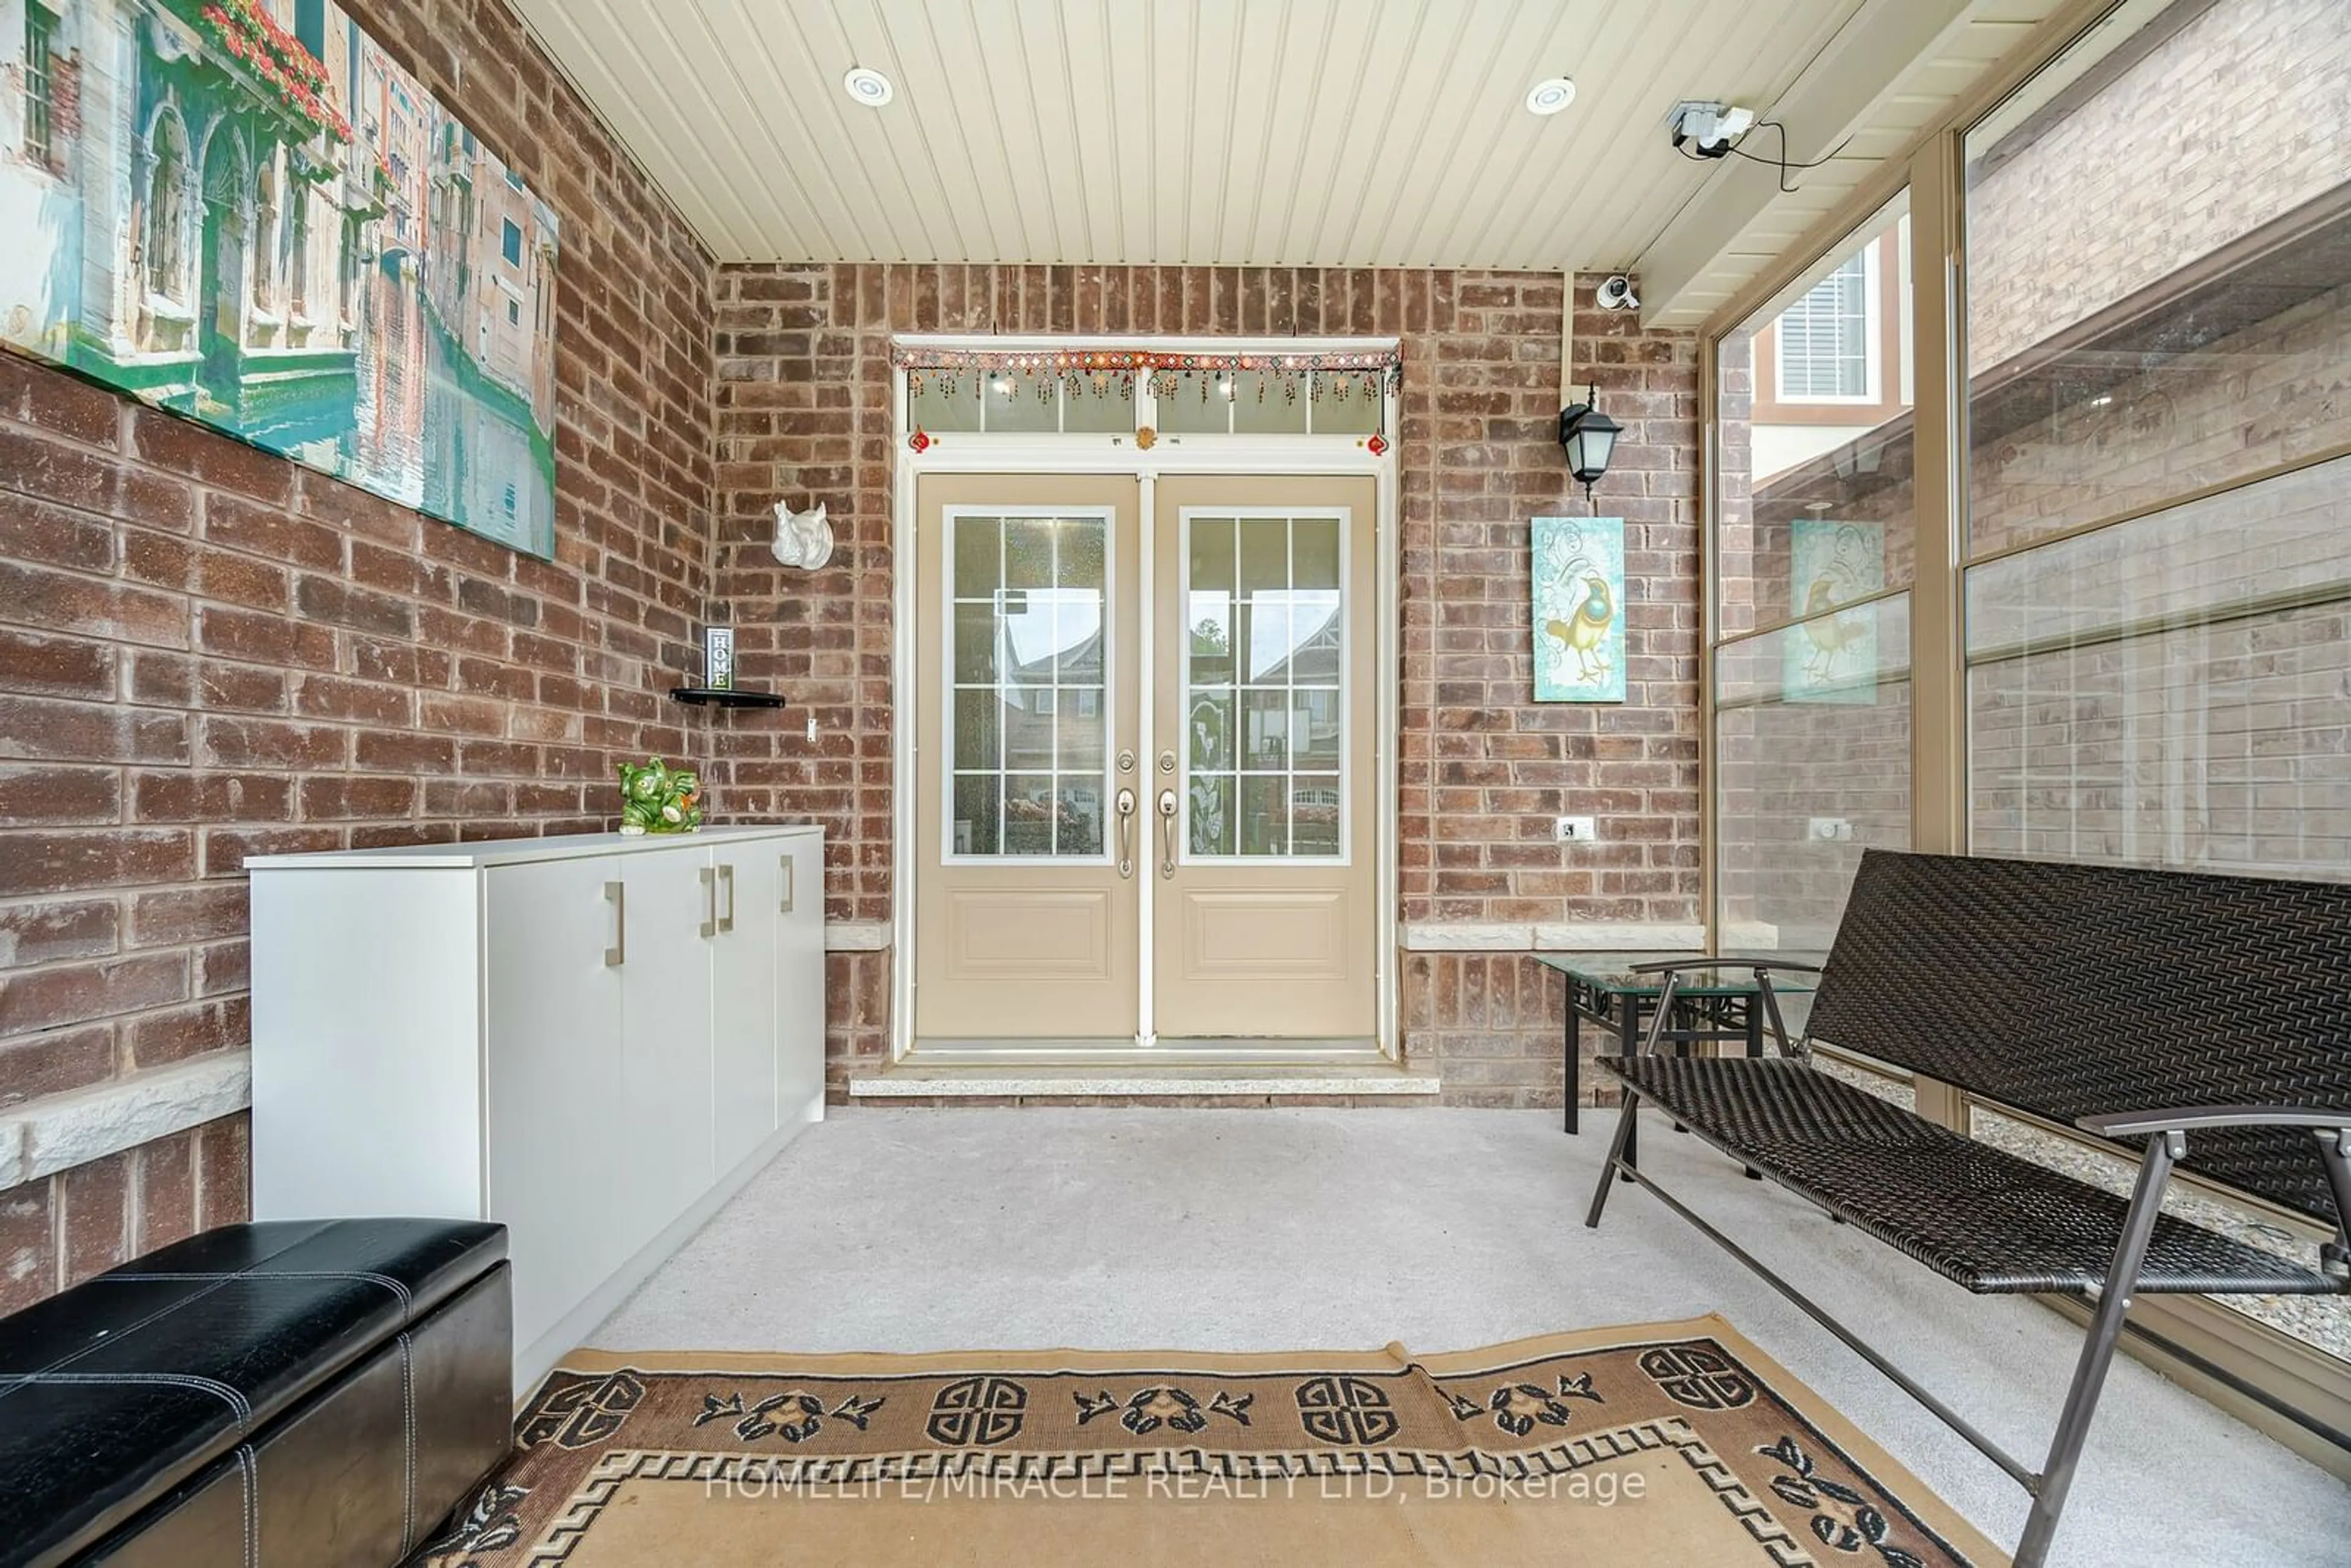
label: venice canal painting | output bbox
[1,0,558,557]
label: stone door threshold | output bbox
[847,1062,1441,1100]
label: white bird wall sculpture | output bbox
[771,500,835,570]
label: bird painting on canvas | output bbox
[1546,574,1616,685]
[1530,516,1626,702]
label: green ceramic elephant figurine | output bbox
[616,757,703,835]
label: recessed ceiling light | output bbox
[843,66,894,108]
[1524,76,1577,116]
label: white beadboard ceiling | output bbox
[508,0,2063,318]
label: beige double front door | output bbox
[913,471,1378,1050]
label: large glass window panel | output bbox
[1714,593,1912,962]
[1962,0,2351,556]
[1952,0,2351,1367]
[1184,511,1348,859]
[948,514,1110,860]
[1967,456,2351,878]
[1712,195,1914,641]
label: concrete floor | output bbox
[590,1106,2351,1566]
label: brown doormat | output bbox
[418,1315,2005,1566]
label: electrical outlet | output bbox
[1554,816,1598,843]
[1809,817,1854,842]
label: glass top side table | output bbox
[1529,951,1820,1134]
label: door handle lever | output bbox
[1157,789,1179,880]
[1116,788,1137,878]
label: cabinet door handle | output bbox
[718,863,736,933]
[779,853,795,913]
[604,880,625,967]
[700,866,719,938]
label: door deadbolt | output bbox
[1117,749,1137,775]
[1157,751,1176,775]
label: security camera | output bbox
[1595,275,1638,312]
[1669,100,1755,158]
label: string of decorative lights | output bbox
[891,345,1403,407]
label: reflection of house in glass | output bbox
[1185,582,1344,857]
[995,595,1104,856]
[0,0,559,557]
[1242,597,1343,856]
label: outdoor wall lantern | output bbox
[1558,384,1621,503]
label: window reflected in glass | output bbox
[1712,195,1914,640]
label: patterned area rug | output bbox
[418,1315,2004,1566]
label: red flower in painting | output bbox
[197,0,353,143]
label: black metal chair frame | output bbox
[1582,851,2351,1568]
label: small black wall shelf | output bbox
[668,686,789,710]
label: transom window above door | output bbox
[894,342,1400,441]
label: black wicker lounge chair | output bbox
[1586,849,2351,1566]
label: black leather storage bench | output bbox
[0,1219,511,1567]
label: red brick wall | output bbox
[704,266,1703,1106]
[0,0,714,1311]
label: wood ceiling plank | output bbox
[506,0,2065,285]
[1103,1,1155,262]
[1412,0,1599,269]
[1487,0,1724,270]
[774,0,935,261]
[830,0,970,262]
[694,0,885,260]
[513,0,748,256]
[1344,0,1510,268]
[583,0,788,260]
[1297,0,1437,266]
[1239,0,1330,265]
[1053,0,1126,264]
[1205,0,1282,263]
[1181,0,1244,263]
[940,0,1048,261]
[1010,0,1092,262]
[881,0,1014,263]
[1142,0,1185,263]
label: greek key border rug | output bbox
[416,1314,2004,1567]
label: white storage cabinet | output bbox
[249,825,825,1390]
